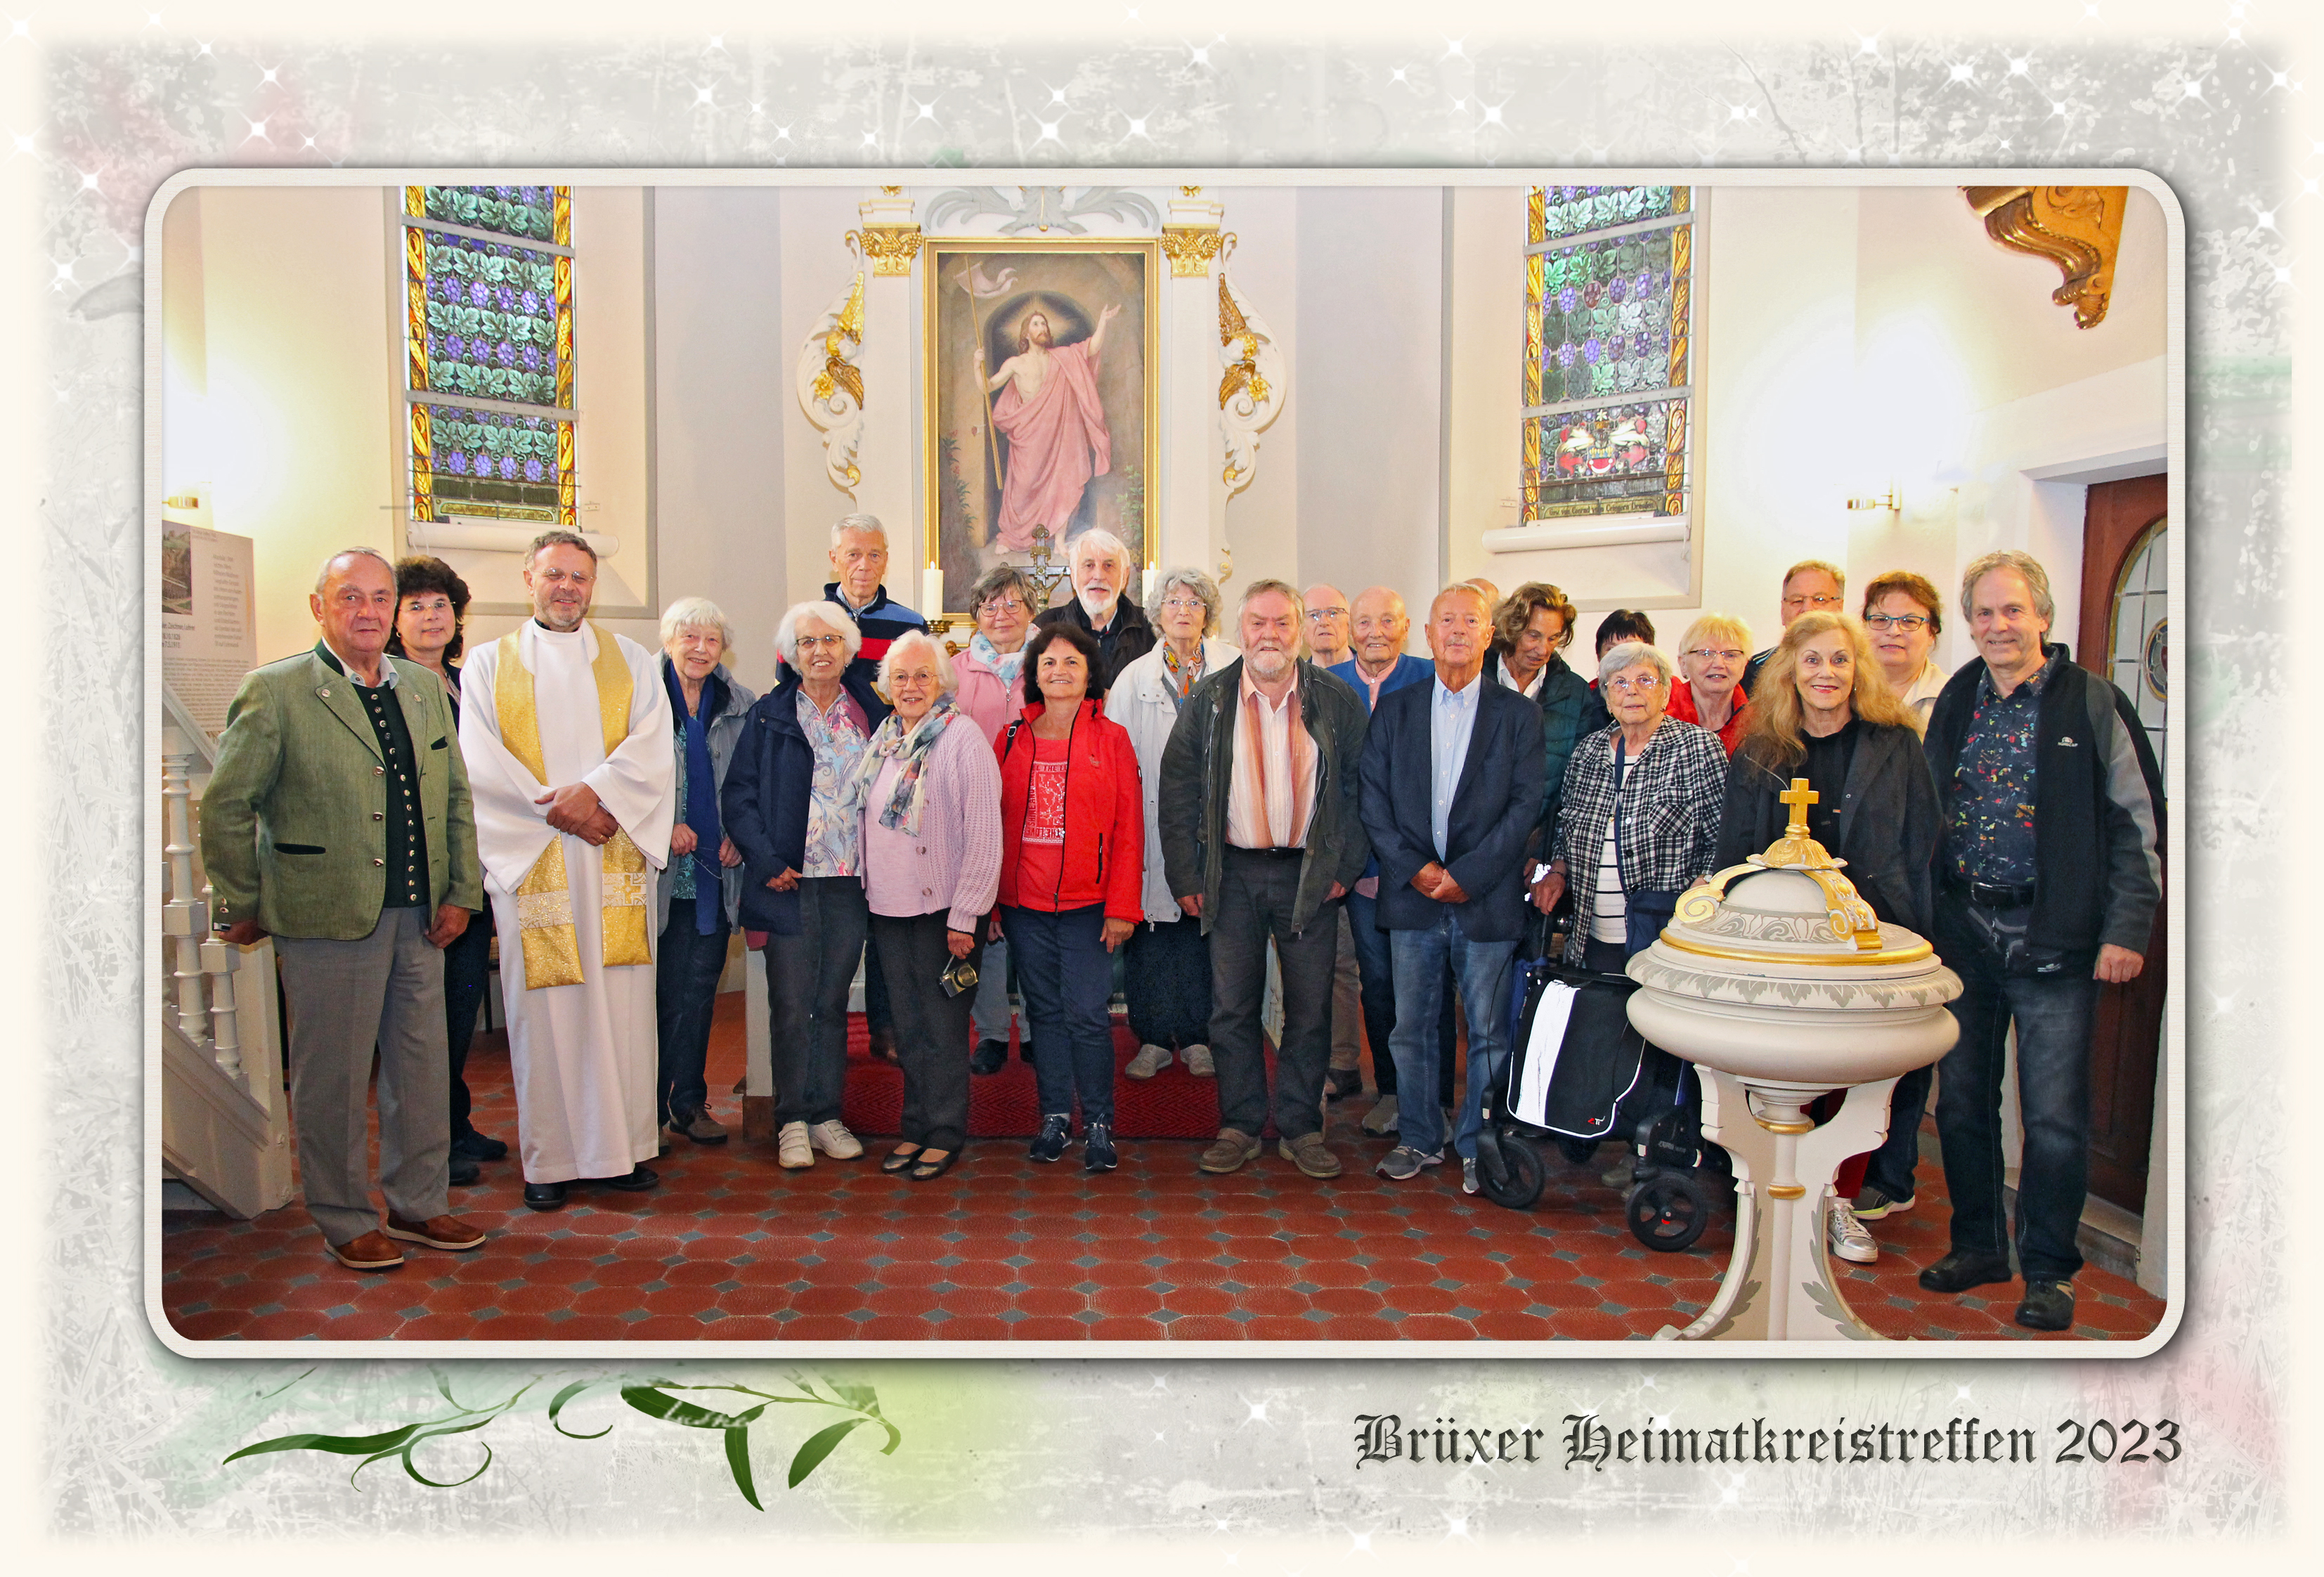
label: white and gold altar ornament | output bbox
[796,266,868,495]
[1625,779,1961,1342]
[1216,268,1284,497]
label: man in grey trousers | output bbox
[201,547,489,1272]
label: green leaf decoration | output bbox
[787,1417,866,1489]
[226,1372,897,1507]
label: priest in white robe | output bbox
[458,533,676,1209]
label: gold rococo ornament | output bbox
[1161,223,1227,278]
[849,223,926,277]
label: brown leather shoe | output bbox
[1197,1128,1261,1174]
[866,1025,900,1065]
[1280,1131,1343,1179]
[329,1230,405,1271]
[382,1213,487,1252]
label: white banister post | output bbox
[200,923,245,1084]
[161,746,210,1048]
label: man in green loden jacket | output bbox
[200,547,488,1273]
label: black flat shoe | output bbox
[882,1144,925,1174]
[971,1039,1008,1076]
[595,1165,658,1192]
[908,1148,959,1181]
[450,1153,481,1186]
[1917,1249,2013,1294]
[522,1181,568,1211]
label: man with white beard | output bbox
[1159,579,1371,1181]
[459,531,677,1212]
[1034,526,1154,686]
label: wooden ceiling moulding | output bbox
[1962,185,2127,329]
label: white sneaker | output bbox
[1182,1043,1214,1077]
[808,1120,864,1160]
[1126,1043,1174,1079]
[1827,1200,1878,1265]
[777,1121,813,1170]
[1461,1158,1479,1195]
[1362,1093,1400,1136]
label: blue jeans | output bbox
[1386,910,1518,1160]
[1933,900,2097,1283]
[1345,888,1456,1101]
[1004,903,1117,1127]
[1862,1062,1933,1203]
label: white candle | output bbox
[921,564,945,616]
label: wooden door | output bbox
[2077,473,2166,1213]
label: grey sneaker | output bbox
[1361,1093,1401,1136]
[1602,1153,1636,1190]
[1461,1158,1479,1195]
[1826,1201,1878,1265]
[1280,1131,1342,1179]
[1199,1127,1261,1174]
[1375,1145,1443,1181]
[1851,1184,1916,1221]
[1125,1043,1174,1079]
[1182,1043,1215,1077]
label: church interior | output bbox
[155,176,2174,1346]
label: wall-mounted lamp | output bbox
[1846,490,1900,513]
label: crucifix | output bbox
[1779,777,1819,833]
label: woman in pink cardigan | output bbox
[849,630,1004,1181]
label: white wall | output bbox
[1290,187,1444,613]
[776,188,871,636]
[162,186,398,667]
[647,187,790,696]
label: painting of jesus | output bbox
[926,241,1157,616]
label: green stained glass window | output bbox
[401,185,576,525]
[1524,186,1694,521]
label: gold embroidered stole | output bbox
[495,623,654,988]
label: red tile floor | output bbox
[160,994,2165,1344]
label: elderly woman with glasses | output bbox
[722,601,890,1173]
[1531,641,1727,973]
[954,566,1041,1075]
[1112,567,1240,1081]
[1713,610,1942,1265]
[1666,613,1755,758]
[652,597,758,1147]
[848,630,1003,1181]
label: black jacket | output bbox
[1923,643,2163,967]
[1037,594,1155,687]
[1157,658,1371,936]
[1357,675,1546,942]
[720,668,891,933]
[1484,648,1593,849]
[1713,720,1941,935]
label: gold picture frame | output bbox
[921,238,1162,618]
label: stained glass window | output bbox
[401,185,576,525]
[1522,186,1694,521]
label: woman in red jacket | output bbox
[995,621,1145,1172]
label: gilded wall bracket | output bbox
[795,264,867,495]
[1963,185,2127,330]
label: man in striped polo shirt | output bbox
[822,513,928,687]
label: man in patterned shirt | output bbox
[1918,550,2162,1333]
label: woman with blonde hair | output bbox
[1667,612,1753,757]
[1712,610,1940,1268]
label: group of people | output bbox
[200,518,2160,1337]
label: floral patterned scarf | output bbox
[969,631,1027,692]
[847,696,960,836]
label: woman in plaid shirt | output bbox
[1531,640,1728,972]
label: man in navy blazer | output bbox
[1356,585,1545,1190]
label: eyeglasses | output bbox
[1162,595,1207,612]
[794,634,847,651]
[1863,614,1930,632]
[1786,593,1843,610]
[980,597,1027,615]
[1683,647,1744,663]
[1604,673,1663,694]
[1305,609,1348,622]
